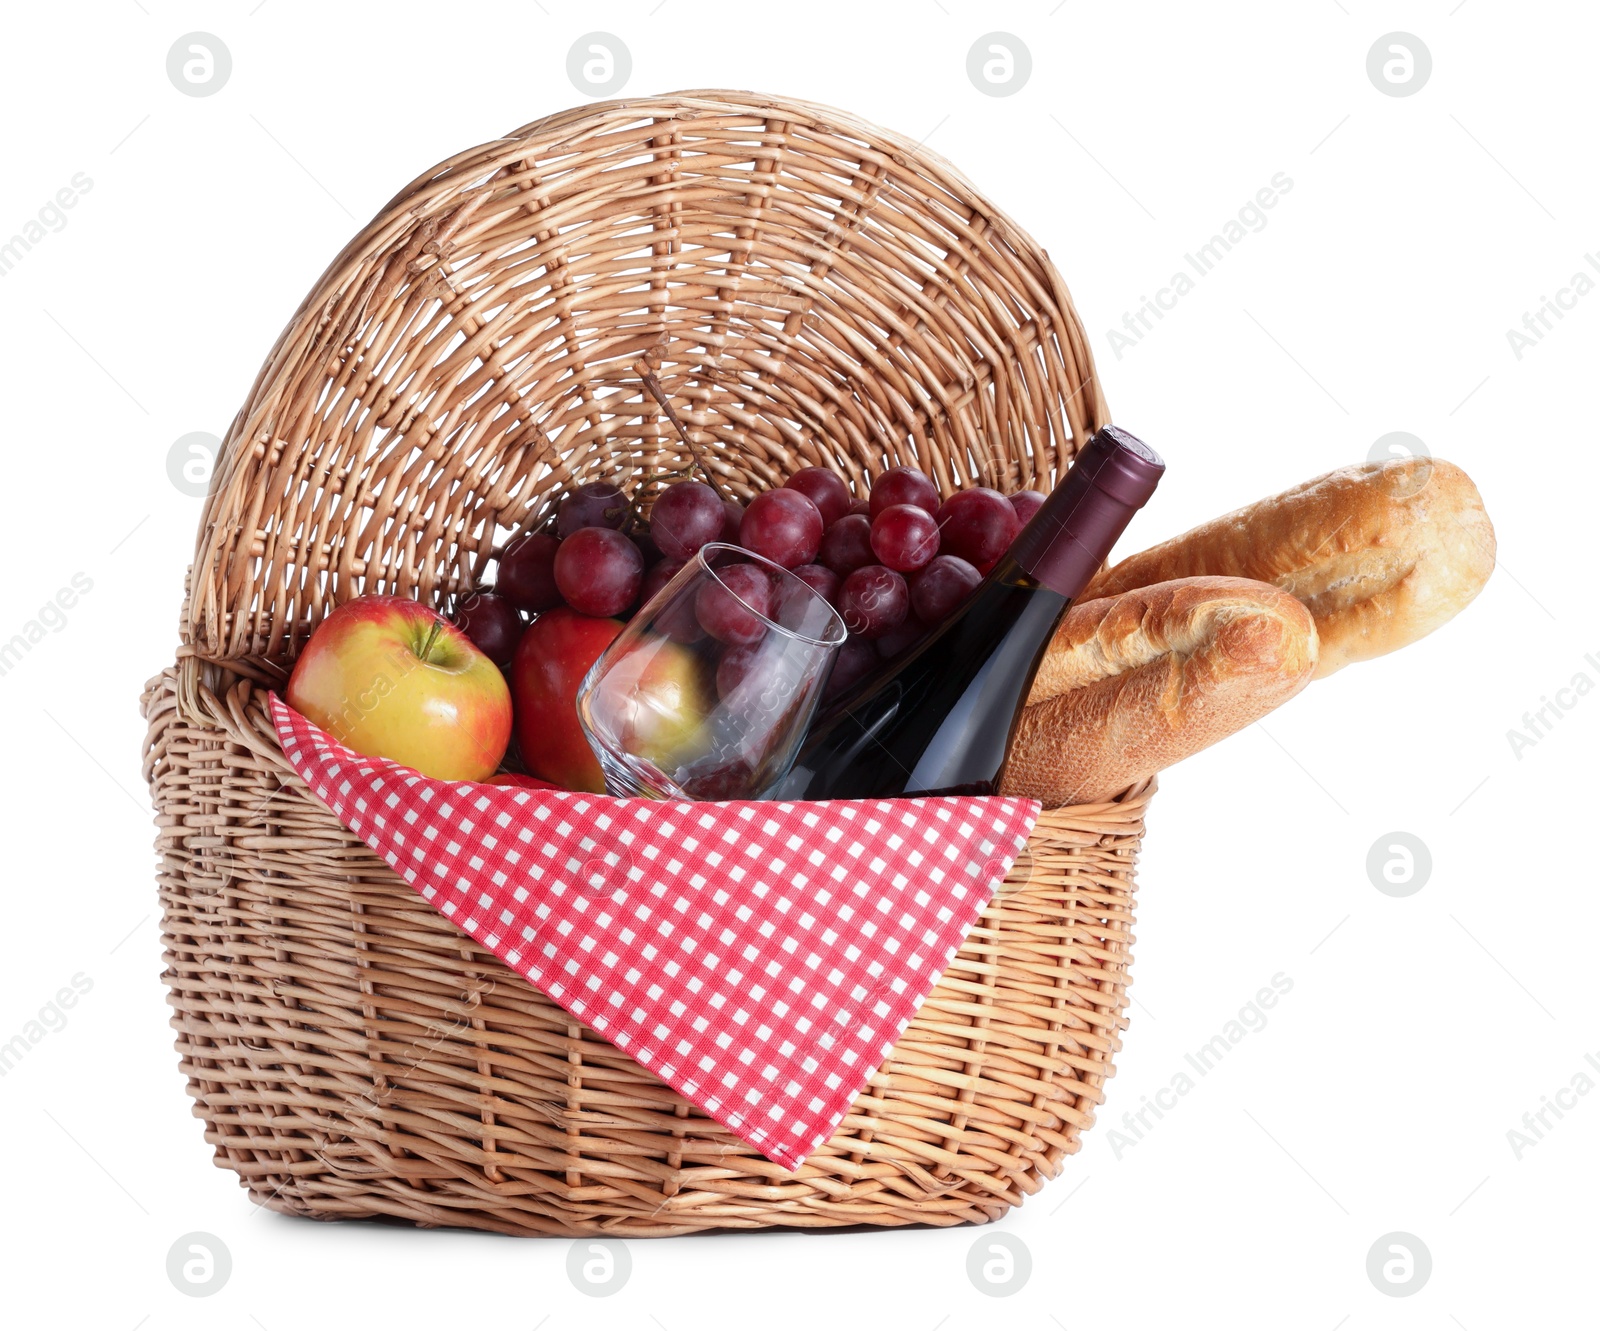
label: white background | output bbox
[1,1,1594,1327]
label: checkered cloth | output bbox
[271,695,1038,1170]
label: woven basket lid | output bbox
[184,89,1107,671]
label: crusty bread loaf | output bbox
[1001,577,1317,807]
[1084,458,1495,678]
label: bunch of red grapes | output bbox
[453,466,1045,699]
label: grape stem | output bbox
[632,354,729,502]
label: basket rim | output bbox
[145,658,1157,831]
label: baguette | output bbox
[1083,458,1494,677]
[1002,577,1317,807]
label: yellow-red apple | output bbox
[583,635,713,774]
[287,595,511,781]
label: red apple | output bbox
[510,607,624,793]
[488,772,562,791]
[286,595,512,782]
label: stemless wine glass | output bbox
[576,543,848,800]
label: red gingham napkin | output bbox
[270,695,1039,1170]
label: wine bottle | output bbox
[774,426,1165,800]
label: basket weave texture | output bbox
[143,90,1150,1235]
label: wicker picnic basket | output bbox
[141,90,1153,1236]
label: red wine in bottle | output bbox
[775,426,1165,800]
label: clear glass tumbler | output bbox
[576,543,847,800]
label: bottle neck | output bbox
[1010,476,1139,599]
[1009,426,1164,598]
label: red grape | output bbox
[553,527,643,617]
[653,582,705,645]
[632,528,662,566]
[557,480,630,537]
[640,557,687,605]
[836,565,909,639]
[936,487,1019,567]
[496,532,563,612]
[1009,489,1046,525]
[824,636,879,698]
[847,496,871,517]
[910,554,983,623]
[720,498,745,543]
[715,642,764,700]
[875,613,928,659]
[870,503,940,572]
[788,563,841,606]
[818,514,874,576]
[650,479,725,561]
[680,757,757,801]
[773,565,844,641]
[784,467,851,526]
[451,590,524,667]
[695,562,775,645]
[739,489,823,569]
[869,465,939,519]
